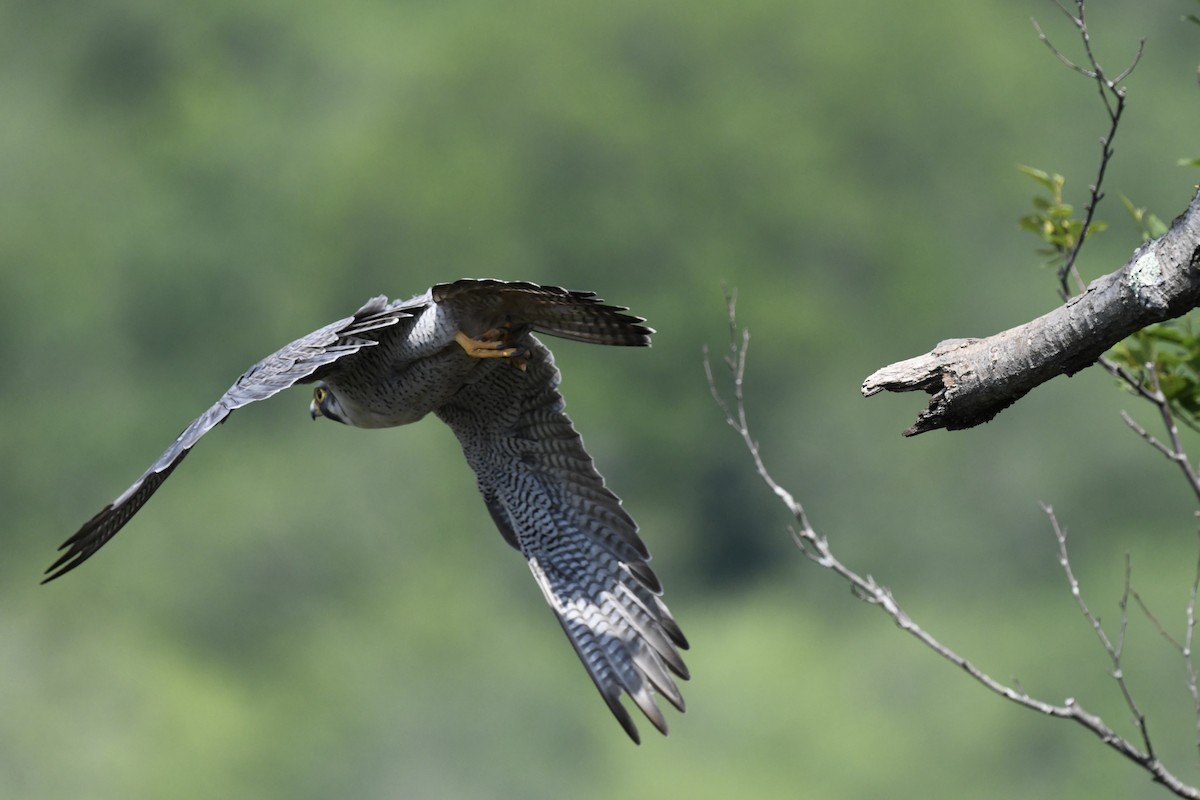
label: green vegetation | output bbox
[1017,165,1109,267]
[5,0,1200,796]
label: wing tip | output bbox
[41,552,83,584]
[41,502,119,584]
[603,691,643,745]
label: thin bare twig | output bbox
[1116,364,1200,506]
[1131,588,1185,652]
[1099,356,1160,404]
[1045,508,1155,758]
[1188,541,1200,755]
[1122,409,1182,463]
[1031,0,1144,298]
[1126,531,1200,758]
[703,290,811,533]
[705,303,1200,798]
[1103,356,1200,757]
[1106,340,1200,760]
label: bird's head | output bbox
[309,382,348,424]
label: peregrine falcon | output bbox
[44,278,687,742]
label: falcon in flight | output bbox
[44,278,687,742]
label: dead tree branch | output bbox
[706,301,1200,798]
[862,187,1200,436]
[862,3,1191,438]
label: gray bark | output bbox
[863,187,1200,436]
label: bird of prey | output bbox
[43,278,686,742]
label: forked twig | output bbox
[704,291,811,534]
[1112,361,1200,755]
[1031,0,1144,297]
[1115,362,1200,504]
[1044,510,1155,759]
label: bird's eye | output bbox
[314,386,327,402]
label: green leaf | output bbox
[1017,216,1046,234]
[1121,194,1168,241]
[1017,164,1058,194]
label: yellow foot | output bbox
[455,329,528,371]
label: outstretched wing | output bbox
[432,278,653,347]
[43,296,413,583]
[435,335,687,743]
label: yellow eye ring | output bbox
[314,386,327,402]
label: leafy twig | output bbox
[1030,0,1143,297]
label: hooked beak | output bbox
[309,398,322,421]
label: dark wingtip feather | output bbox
[42,451,188,585]
[603,692,642,744]
[41,504,114,583]
[667,624,689,653]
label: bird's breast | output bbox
[328,344,483,429]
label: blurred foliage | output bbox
[1109,319,1200,432]
[1121,194,1171,241]
[6,0,1200,798]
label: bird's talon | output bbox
[455,329,524,362]
[478,325,512,343]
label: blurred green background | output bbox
[5,0,1200,796]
